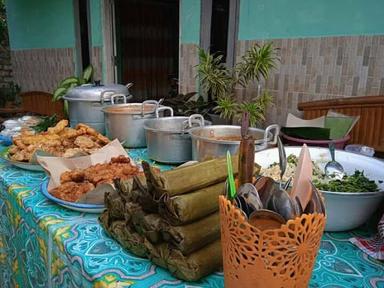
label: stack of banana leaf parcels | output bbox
[99,157,247,281]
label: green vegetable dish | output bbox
[261,154,380,193]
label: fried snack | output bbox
[8,120,110,162]
[51,181,95,202]
[52,156,141,202]
[47,119,68,134]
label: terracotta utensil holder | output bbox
[219,195,326,288]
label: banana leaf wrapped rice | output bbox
[159,182,224,225]
[142,157,239,198]
[98,158,241,281]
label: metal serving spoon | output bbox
[324,143,345,180]
[277,136,287,189]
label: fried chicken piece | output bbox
[74,135,97,149]
[81,157,138,185]
[8,120,111,162]
[61,138,76,149]
[54,156,139,202]
[75,123,110,145]
[47,119,68,134]
[44,139,62,147]
[12,138,27,149]
[26,144,37,153]
[10,150,33,162]
[16,134,61,146]
[63,148,87,158]
[51,181,95,202]
[95,134,110,145]
[8,145,20,154]
[9,151,24,161]
[59,127,83,139]
[60,169,85,183]
[81,147,100,154]
[38,145,64,157]
[111,155,131,164]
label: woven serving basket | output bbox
[219,195,326,288]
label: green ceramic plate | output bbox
[0,147,45,172]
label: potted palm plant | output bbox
[196,43,279,126]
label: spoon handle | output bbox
[277,136,287,183]
[329,142,336,161]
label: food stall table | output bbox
[0,147,383,287]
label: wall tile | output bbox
[236,35,384,125]
[11,48,75,92]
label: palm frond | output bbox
[196,48,232,99]
[236,42,278,87]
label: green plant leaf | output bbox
[59,76,79,88]
[82,65,94,83]
[64,100,69,117]
[52,87,68,102]
[196,43,278,125]
[236,42,278,87]
[78,78,87,85]
[214,96,238,120]
[31,114,58,132]
[196,48,232,101]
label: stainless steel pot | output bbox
[144,114,211,163]
[63,82,133,134]
[189,124,280,161]
[103,101,173,148]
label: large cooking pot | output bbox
[103,100,173,148]
[144,114,211,163]
[63,82,133,134]
[189,124,280,161]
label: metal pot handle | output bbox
[155,106,174,118]
[100,90,116,104]
[111,94,127,105]
[263,124,280,145]
[141,100,159,116]
[188,114,205,127]
[126,83,134,89]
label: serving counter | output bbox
[0,146,382,287]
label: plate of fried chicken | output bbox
[40,155,142,213]
[41,179,106,213]
[3,119,110,171]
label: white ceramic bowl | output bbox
[255,146,384,232]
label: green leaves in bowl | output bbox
[313,170,379,192]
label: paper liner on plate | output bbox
[36,139,133,202]
[219,195,326,288]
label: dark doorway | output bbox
[78,0,91,70]
[114,0,179,101]
[210,0,230,62]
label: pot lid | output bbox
[64,81,130,101]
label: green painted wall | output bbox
[239,0,384,40]
[180,0,201,44]
[5,0,76,50]
[89,0,102,47]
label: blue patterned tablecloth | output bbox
[0,147,383,288]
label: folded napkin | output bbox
[349,214,384,260]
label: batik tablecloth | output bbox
[0,147,383,288]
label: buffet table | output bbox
[0,147,383,288]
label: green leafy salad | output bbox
[262,155,380,192]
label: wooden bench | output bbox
[298,95,384,153]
